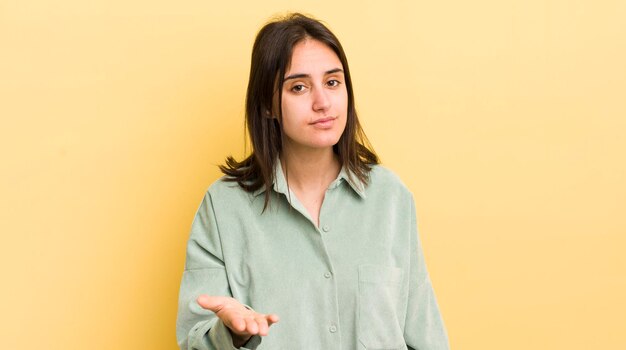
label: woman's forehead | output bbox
[285,39,342,76]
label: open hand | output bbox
[197,295,279,347]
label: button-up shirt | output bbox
[176,162,449,350]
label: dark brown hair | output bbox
[220,13,378,208]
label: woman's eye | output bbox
[291,84,305,93]
[327,79,341,87]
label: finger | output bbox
[196,295,229,313]
[255,315,269,336]
[266,313,280,325]
[229,316,247,333]
[245,316,259,335]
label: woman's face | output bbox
[278,39,348,153]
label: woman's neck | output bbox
[280,146,341,194]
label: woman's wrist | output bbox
[231,332,251,348]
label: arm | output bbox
[176,192,275,350]
[404,196,450,350]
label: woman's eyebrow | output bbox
[284,68,344,81]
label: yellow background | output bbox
[1,0,625,349]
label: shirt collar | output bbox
[252,159,366,199]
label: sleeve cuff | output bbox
[208,319,262,350]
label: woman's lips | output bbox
[310,117,336,129]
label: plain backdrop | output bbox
[1,0,625,349]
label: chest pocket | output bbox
[357,264,407,350]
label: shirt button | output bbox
[324,272,332,278]
[329,325,337,333]
[322,225,330,232]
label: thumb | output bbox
[197,295,230,313]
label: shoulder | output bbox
[365,164,413,199]
[367,164,411,191]
[204,176,252,203]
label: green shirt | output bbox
[176,162,449,350]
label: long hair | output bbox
[219,13,378,209]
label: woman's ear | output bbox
[270,87,280,120]
[264,109,278,119]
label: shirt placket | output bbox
[315,181,343,350]
[275,165,345,349]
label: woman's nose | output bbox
[311,86,330,112]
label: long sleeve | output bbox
[176,192,261,350]
[404,196,450,350]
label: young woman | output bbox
[177,13,449,350]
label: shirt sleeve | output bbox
[176,191,261,350]
[404,195,450,350]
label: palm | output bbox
[197,295,279,347]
